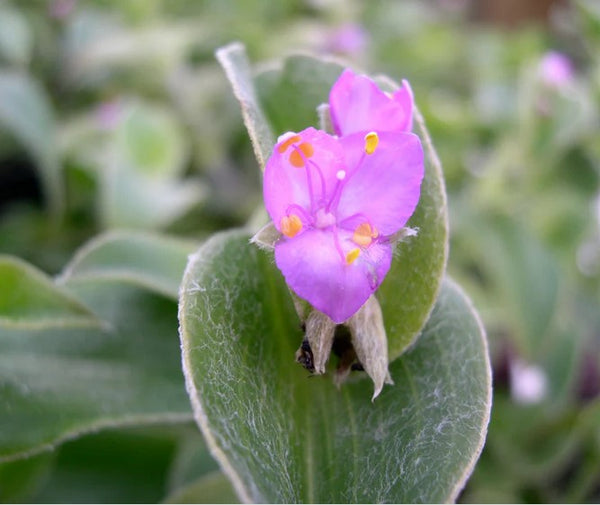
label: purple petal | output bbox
[329,69,414,136]
[275,228,392,323]
[263,127,346,232]
[393,79,414,131]
[337,131,424,236]
[539,51,574,88]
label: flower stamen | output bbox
[277,134,302,153]
[353,222,379,247]
[289,142,315,167]
[364,131,379,155]
[280,214,303,238]
[346,248,361,265]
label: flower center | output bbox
[315,208,336,228]
[276,132,382,264]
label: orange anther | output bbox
[277,134,302,153]
[289,142,314,168]
[353,223,378,247]
[280,214,303,238]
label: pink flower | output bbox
[95,99,123,130]
[329,69,414,136]
[539,51,574,88]
[48,0,77,19]
[264,127,424,323]
[322,23,368,56]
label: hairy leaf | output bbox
[0,233,196,462]
[179,231,491,503]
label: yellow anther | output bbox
[345,248,361,265]
[353,223,378,247]
[277,134,301,153]
[289,142,315,168]
[364,131,379,155]
[280,214,303,238]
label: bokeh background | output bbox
[0,0,598,502]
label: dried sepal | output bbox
[389,226,418,245]
[299,308,336,375]
[346,295,393,400]
[289,290,311,324]
[249,221,281,251]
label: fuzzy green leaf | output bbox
[0,232,196,462]
[0,256,98,329]
[179,231,491,503]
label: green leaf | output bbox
[31,425,189,503]
[379,105,449,358]
[58,230,199,300]
[255,55,347,134]
[0,5,32,65]
[116,102,188,180]
[99,158,205,230]
[0,72,63,217]
[0,452,54,502]
[164,471,239,504]
[166,427,219,493]
[0,256,99,329]
[452,213,558,358]
[215,42,275,168]
[0,257,192,462]
[218,47,448,359]
[179,231,491,503]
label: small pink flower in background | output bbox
[95,99,123,130]
[49,0,77,20]
[322,23,368,56]
[539,51,574,88]
[329,69,414,136]
[264,127,423,323]
[510,358,548,405]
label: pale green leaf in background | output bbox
[58,230,199,300]
[99,157,205,230]
[116,102,189,180]
[0,72,63,217]
[0,5,32,66]
[0,233,197,462]
[0,256,99,329]
[179,231,491,503]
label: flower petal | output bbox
[337,131,424,236]
[329,69,413,136]
[275,229,392,323]
[263,127,345,231]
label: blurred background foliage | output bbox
[0,0,598,502]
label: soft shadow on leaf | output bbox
[31,425,189,503]
[163,471,239,504]
[0,451,54,503]
[0,72,63,216]
[179,230,491,503]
